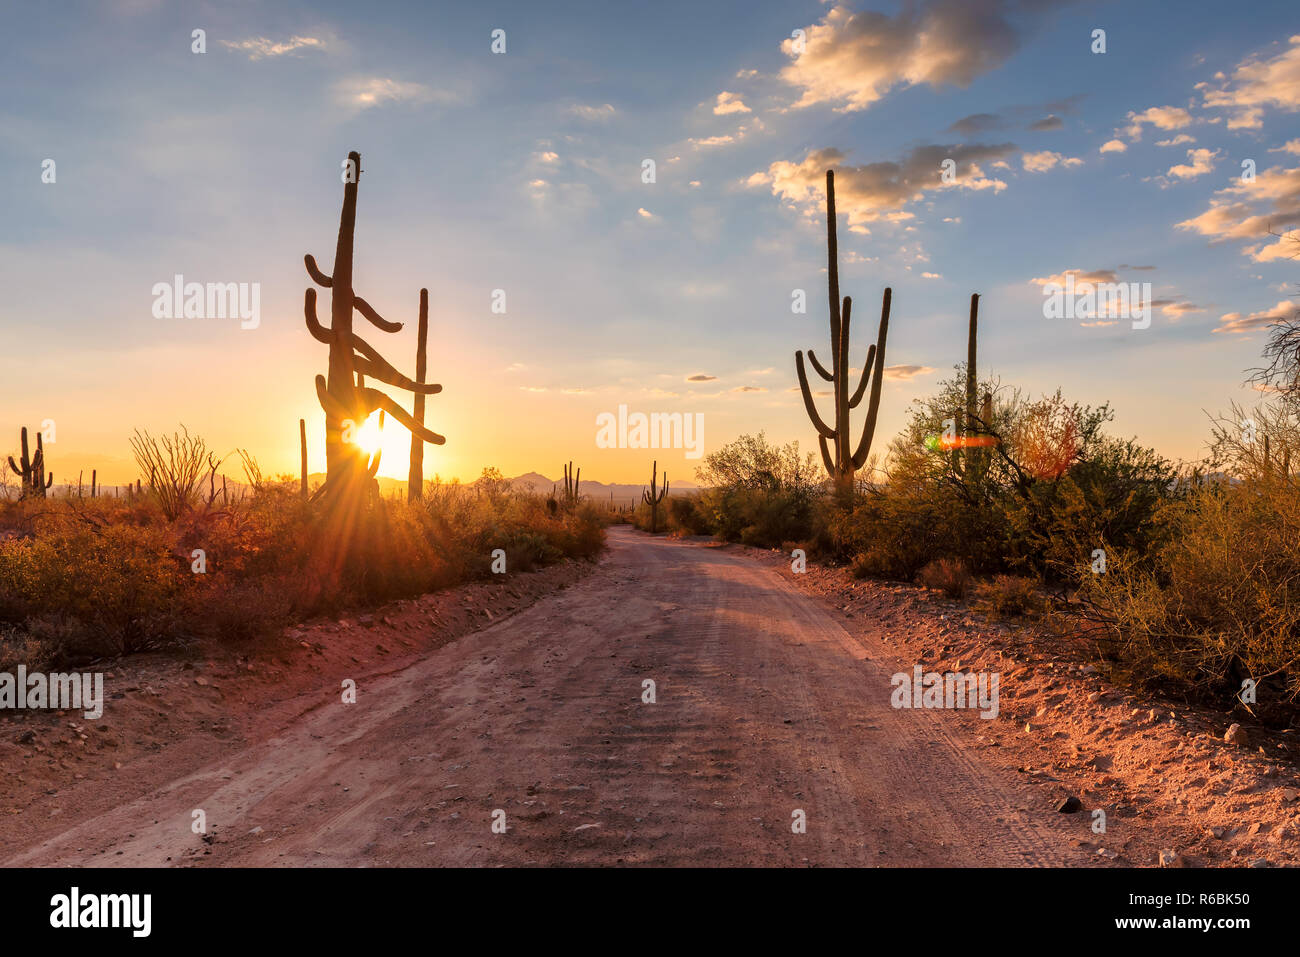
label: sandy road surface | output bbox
[5,528,1087,867]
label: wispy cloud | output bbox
[713,91,750,115]
[1214,299,1298,334]
[333,76,452,111]
[223,35,328,60]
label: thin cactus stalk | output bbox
[7,426,53,499]
[299,418,309,500]
[795,169,890,503]
[955,294,992,480]
[642,459,668,533]
[408,288,430,502]
[562,460,581,510]
[91,469,97,498]
[304,150,445,507]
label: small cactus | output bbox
[642,459,668,533]
[562,461,581,511]
[7,426,53,499]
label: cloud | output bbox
[1272,139,1300,155]
[713,91,751,115]
[751,143,1016,231]
[1155,134,1196,147]
[636,207,660,222]
[1099,139,1127,154]
[732,385,768,393]
[686,374,717,382]
[1150,298,1204,319]
[333,76,449,110]
[921,271,942,279]
[1167,147,1219,181]
[1199,35,1300,129]
[1021,150,1083,172]
[223,35,327,59]
[948,112,1003,135]
[1123,105,1194,141]
[689,135,735,148]
[568,103,617,121]
[778,1,1039,113]
[1176,163,1300,261]
[1029,268,1120,286]
[1028,114,1063,131]
[1214,299,1298,334]
[884,365,934,381]
[533,150,560,164]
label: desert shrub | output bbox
[973,574,1044,618]
[916,558,972,599]
[693,433,824,547]
[0,467,606,668]
[667,495,712,536]
[1081,473,1300,711]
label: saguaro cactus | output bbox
[408,289,430,502]
[299,418,309,500]
[304,150,445,506]
[795,169,891,502]
[642,459,668,533]
[8,426,53,499]
[562,460,580,510]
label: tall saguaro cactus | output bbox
[795,169,891,502]
[304,150,445,506]
[8,426,53,499]
[642,459,668,533]
[407,288,430,502]
[953,293,995,482]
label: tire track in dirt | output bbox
[4,528,1088,867]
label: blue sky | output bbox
[2,0,1298,484]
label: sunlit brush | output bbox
[923,434,1001,452]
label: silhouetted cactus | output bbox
[304,150,444,506]
[299,418,308,500]
[408,288,430,502]
[8,426,53,499]
[562,461,580,510]
[954,293,994,481]
[642,459,668,533]
[795,169,890,502]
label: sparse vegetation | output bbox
[0,465,605,669]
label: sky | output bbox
[2,0,1298,486]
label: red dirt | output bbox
[3,528,1295,867]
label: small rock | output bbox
[1157,849,1183,867]
[194,676,208,686]
[1250,858,1268,868]
[1056,796,1082,814]
[1280,788,1299,803]
[1208,826,1226,840]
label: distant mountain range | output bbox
[338,471,697,505]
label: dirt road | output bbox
[6,528,1090,866]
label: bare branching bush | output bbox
[130,426,222,521]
